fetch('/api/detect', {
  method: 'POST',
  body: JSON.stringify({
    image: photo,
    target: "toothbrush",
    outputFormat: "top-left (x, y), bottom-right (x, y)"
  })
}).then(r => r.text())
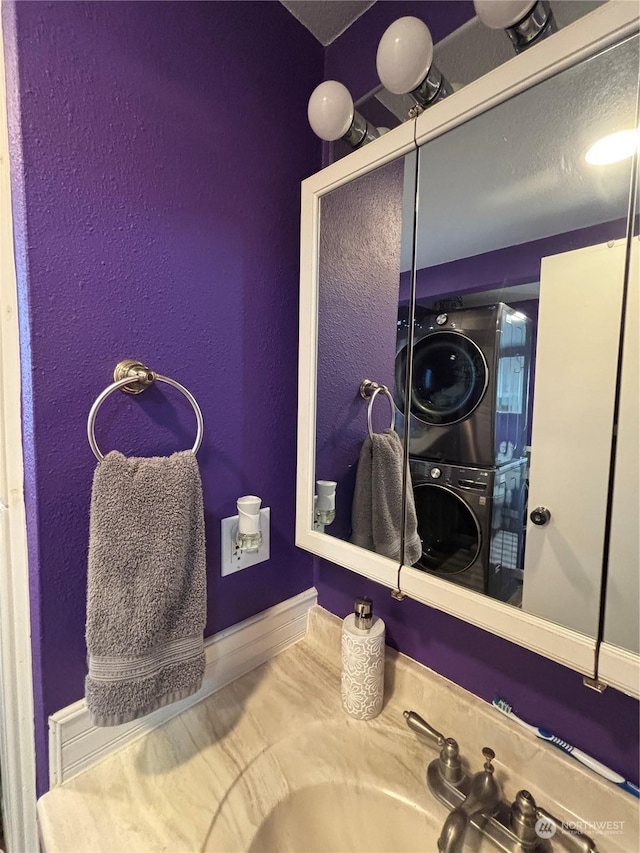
top-left (492, 696), bottom-right (640, 798)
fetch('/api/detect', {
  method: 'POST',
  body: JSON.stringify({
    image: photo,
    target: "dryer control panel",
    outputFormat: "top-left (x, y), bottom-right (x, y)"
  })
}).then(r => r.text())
top-left (410, 458), bottom-right (491, 491)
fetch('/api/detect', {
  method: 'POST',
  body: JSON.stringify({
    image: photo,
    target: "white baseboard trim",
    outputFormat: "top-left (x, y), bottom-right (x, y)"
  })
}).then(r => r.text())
top-left (48, 587), bottom-right (317, 789)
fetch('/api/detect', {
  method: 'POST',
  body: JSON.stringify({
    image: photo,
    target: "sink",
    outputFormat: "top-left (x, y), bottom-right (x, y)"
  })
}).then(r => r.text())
top-left (203, 720), bottom-right (447, 853)
top-left (248, 782), bottom-right (438, 852)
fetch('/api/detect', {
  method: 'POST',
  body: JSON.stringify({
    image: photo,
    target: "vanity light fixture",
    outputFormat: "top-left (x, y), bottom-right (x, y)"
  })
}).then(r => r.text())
top-left (473, 0), bottom-right (556, 53)
top-left (236, 495), bottom-right (262, 553)
top-left (307, 81), bottom-right (380, 148)
top-left (376, 17), bottom-right (453, 117)
top-left (585, 128), bottom-right (639, 166)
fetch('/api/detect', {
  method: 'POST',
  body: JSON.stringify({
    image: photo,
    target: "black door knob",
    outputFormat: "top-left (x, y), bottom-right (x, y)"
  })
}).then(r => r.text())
top-left (530, 507), bottom-right (551, 526)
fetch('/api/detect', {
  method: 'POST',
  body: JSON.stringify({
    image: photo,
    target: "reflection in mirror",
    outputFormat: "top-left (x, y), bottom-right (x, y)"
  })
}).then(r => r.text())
top-left (314, 152), bottom-right (418, 564)
top-left (399, 33), bottom-right (639, 636)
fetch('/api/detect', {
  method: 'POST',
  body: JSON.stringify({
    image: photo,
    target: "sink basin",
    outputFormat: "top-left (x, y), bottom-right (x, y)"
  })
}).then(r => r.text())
top-left (248, 783), bottom-right (439, 853)
top-left (203, 720), bottom-right (447, 852)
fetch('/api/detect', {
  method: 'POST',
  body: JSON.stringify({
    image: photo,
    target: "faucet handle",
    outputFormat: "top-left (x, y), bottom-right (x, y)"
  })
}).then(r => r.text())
top-left (510, 790), bottom-right (539, 845)
top-left (482, 747), bottom-right (496, 772)
top-left (403, 711), bottom-right (464, 787)
top-left (403, 710), bottom-right (445, 746)
top-left (440, 737), bottom-right (464, 786)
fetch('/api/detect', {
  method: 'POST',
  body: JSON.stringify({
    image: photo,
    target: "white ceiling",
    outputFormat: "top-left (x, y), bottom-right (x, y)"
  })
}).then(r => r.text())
top-left (280, 0), bottom-right (375, 46)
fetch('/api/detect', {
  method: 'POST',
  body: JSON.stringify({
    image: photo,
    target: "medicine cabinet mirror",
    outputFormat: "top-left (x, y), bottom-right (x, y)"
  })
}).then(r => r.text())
top-left (296, 3), bottom-right (640, 695)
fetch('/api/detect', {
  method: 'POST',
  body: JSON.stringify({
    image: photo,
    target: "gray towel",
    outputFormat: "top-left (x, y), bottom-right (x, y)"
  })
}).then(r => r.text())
top-left (85, 450), bottom-right (207, 727)
top-left (351, 429), bottom-right (422, 565)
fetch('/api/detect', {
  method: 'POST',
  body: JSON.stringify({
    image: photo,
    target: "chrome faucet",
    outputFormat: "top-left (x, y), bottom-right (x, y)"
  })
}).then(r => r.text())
top-left (403, 709), bottom-right (601, 853)
top-left (437, 747), bottom-right (501, 853)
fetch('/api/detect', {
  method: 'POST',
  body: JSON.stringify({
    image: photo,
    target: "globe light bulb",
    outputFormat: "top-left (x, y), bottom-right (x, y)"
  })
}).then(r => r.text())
top-left (307, 81), bottom-right (354, 141)
top-left (473, 0), bottom-right (536, 29)
top-left (376, 16), bottom-right (434, 95)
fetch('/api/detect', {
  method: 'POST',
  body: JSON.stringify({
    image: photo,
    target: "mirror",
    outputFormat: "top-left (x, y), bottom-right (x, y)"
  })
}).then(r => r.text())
top-left (300, 4), bottom-right (640, 680)
top-left (314, 151), bottom-right (417, 568)
top-left (399, 32), bottom-right (639, 638)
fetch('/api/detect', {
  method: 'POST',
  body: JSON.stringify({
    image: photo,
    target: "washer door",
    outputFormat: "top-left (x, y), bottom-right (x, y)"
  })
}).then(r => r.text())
top-left (410, 332), bottom-right (488, 425)
top-left (413, 483), bottom-right (481, 574)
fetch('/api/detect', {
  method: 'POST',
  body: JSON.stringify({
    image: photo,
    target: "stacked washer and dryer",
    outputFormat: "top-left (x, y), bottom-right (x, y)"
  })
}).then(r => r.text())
top-left (395, 303), bottom-right (532, 602)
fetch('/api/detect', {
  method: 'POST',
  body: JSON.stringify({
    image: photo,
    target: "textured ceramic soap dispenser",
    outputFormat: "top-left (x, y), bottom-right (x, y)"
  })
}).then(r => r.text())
top-left (341, 596), bottom-right (385, 720)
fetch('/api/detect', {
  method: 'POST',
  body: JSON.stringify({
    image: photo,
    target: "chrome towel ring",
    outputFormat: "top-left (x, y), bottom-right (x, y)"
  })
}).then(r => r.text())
top-left (87, 359), bottom-right (204, 462)
top-left (359, 379), bottom-right (395, 440)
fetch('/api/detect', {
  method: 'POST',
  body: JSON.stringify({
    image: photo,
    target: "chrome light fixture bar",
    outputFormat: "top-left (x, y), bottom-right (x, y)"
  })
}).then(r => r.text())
top-left (474, 0), bottom-right (557, 53)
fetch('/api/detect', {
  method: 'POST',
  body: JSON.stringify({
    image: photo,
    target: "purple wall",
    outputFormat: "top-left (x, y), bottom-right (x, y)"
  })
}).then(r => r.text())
top-left (3, 0), bottom-right (322, 793)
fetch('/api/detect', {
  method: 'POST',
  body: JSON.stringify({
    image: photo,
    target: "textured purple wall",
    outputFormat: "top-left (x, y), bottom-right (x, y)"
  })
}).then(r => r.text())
top-left (3, 0), bottom-right (322, 793)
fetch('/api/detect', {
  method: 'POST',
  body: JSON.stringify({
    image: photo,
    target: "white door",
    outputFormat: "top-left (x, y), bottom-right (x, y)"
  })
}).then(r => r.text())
top-left (522, 241), bottom-right (626, 636)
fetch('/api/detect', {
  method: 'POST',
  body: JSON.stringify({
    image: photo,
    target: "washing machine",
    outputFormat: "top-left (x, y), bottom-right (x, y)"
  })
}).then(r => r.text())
top-left (396, 304), bottom-right (531, 467)
top-left (409, 457), bottom-right (528, 601)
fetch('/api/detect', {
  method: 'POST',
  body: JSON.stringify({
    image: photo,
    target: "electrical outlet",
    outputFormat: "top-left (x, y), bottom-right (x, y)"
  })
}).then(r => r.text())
top-left (220, 507), bottom-right (270, 576)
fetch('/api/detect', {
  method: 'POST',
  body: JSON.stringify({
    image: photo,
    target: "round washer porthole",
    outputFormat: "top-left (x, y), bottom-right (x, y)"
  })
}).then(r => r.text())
top-left (410, 332), bottom-right (488, 426)
top-left (413, 483), bottom-right (481, 574)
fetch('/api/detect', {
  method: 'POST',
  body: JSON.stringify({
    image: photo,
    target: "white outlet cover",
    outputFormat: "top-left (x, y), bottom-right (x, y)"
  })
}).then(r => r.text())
top-left (220, 507), bottom-right (270, 576)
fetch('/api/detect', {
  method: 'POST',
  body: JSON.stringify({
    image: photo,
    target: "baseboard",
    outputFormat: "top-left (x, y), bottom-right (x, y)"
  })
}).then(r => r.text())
top-left (48, 587), bottom-right (317, 789)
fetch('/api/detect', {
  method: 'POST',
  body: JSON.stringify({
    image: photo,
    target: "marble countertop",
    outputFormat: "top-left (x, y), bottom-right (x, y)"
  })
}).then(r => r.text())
top-left (38, 607), bottom-right (639, 852)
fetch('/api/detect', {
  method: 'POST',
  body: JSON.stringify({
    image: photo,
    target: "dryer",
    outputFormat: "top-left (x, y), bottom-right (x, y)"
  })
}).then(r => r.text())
top-left (409, 457), bottom-right (528, 602)
top-left (396, 304), bottom-right (531, 467)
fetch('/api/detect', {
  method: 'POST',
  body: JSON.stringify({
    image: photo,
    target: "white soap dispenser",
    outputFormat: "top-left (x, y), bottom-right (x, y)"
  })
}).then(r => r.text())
top-left (341, 596), bottom-right (385, 720)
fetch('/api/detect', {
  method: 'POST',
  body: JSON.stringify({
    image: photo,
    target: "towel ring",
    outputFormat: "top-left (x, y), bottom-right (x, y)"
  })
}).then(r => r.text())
top-left (360, 379), bottom-right (395, 440)
top-left (87, 360), bottom-right (204, 462)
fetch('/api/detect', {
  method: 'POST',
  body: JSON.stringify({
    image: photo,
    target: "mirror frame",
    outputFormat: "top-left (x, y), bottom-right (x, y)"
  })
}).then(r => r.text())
top-left (598, 237), bottom-right (639, 697)
top-left (296, 2), bottom-right (640, 684)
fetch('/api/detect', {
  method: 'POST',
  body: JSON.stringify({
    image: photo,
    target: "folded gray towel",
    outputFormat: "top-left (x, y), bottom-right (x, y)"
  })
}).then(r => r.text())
top-left (85, 450), bottom-right (207, 727)
top-left (351, 429), bottom-right (422, 565)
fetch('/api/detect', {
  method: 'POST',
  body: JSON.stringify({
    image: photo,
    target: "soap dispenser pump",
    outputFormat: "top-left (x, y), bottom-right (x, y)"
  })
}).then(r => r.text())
top-left (341, 596), bottom-right (385, 720)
